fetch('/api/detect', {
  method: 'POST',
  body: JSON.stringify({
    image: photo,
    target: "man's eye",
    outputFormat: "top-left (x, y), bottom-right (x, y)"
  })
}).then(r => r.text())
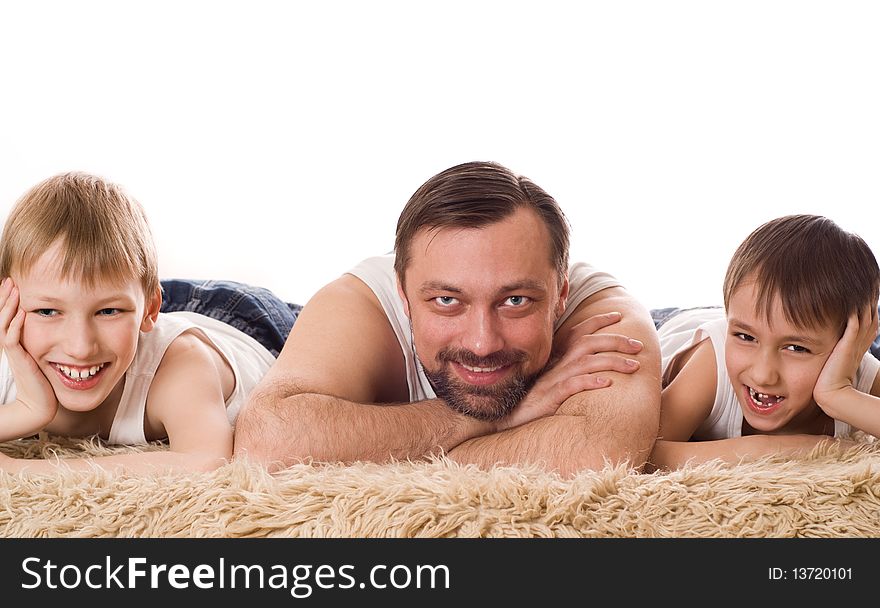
top-left (734, 332), bottom-right (755, 342)
top-left (434, 296), bottom-right (458, 307)
top-left (504, 296), bottom-right (530, 306)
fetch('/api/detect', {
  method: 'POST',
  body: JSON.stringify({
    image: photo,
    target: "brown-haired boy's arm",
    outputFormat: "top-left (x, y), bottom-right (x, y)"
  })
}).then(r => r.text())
top-left (648, 434), bottom-right (846, 471)
top-left (813, 307), bottom-right (880, 437)
top-left (814, 374), bottom-right (880, 438)
top-left (0, 334), bottom-right (233, 475)
top-left (657, 337), bottom-right (718, 442)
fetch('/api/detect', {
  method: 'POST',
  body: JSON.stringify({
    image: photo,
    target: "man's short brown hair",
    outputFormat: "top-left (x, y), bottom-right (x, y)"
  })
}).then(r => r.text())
top-left (393, 161), bottom-right (571, 286)
top-left (723, 214), bottom-right (880, 332)
top-left (0, 172), bottom-right (160, 297)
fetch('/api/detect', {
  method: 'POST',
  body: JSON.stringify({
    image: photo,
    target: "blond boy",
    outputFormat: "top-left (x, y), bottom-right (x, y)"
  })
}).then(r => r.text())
top-left (0, 172), bottom-right (276, 473)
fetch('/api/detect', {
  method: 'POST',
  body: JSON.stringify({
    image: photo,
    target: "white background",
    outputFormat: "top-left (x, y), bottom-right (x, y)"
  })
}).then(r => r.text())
top-left (2, 1), bottom-right (878, 310)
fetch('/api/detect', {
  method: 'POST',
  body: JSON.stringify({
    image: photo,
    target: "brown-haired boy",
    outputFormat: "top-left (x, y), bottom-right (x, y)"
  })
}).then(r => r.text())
top-left (651, 214), bottom-right (880, 469)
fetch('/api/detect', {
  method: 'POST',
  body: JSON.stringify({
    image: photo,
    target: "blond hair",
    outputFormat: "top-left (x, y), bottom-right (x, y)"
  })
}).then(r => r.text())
top-left (0, 172), bottom-right (159, 297)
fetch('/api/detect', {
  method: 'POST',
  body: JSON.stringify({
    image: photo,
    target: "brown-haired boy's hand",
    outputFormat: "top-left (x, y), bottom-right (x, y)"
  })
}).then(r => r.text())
top-left (813, 304), bottom-right (879, 414)
top-left (0, 278), bottom-right (59, 436)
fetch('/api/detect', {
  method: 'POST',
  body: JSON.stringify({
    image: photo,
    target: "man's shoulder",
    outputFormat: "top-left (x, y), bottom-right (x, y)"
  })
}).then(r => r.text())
top-left (567, 261), bottom-right (621, 291)
top-left (560, 262), bottom-right (624, 327)
top-left (347, 253), bottom-right (395, 278)
top-left (271, 264), bottom-right (410, 403)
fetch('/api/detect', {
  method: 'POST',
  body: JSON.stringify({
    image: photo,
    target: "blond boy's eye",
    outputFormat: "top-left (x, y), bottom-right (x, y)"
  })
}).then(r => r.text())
top-left (35, 309), bottom-right (58, 317)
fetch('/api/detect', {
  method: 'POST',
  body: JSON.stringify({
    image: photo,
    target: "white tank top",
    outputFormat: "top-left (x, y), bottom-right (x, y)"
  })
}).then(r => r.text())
top-left (0, 312), bottom-right (275, 445)
top-left (107, 311), bottom-right (275, 444)
top-left (347, 254), bottom-right (622, 402)
top-left (658, 307), bottom-right (880, 439)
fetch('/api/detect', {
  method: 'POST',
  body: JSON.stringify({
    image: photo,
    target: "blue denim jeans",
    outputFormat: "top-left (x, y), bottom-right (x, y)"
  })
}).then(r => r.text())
top-left (160, 279), bottom-right (302, 357)
top-left (651, 307), bottom-right (880, 361)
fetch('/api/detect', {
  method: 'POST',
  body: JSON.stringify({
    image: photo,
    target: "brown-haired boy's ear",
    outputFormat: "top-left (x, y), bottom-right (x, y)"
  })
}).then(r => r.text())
top-left (140, 287), bottom-right (162, 333)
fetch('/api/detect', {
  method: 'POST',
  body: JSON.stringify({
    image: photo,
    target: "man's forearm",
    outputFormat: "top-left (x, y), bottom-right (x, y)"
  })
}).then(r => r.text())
top-left (448, 375), bottom-right (661, 475)
top-left (448, 415), bottom-right (612, 476)
top-left (449, 404), bottom-right (656, 475)
top-left (233, 390), bottom-right (494, 470)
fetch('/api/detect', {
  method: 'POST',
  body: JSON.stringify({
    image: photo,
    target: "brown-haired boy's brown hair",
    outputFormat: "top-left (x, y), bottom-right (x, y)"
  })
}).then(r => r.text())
top-left (0, 172), bottom-right (160, 297)
top-left (723, 214), bottom-right (880, 332)
top-left (393, 161), bottom-right (571, 286)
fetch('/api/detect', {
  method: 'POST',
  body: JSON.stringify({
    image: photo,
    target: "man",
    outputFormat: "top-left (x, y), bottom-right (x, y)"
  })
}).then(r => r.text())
top-left (234, 161), bottom-right (662, 475)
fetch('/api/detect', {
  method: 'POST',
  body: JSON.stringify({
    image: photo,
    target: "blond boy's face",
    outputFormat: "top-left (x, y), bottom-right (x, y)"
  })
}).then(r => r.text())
top-left (13, 241), bottom-right (159, 415)
top-left (725, 279), bottom-right (841, 433)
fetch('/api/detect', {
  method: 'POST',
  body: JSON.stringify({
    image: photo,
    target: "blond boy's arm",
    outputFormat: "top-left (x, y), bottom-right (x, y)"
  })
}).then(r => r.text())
top-left (0, 334), bottom-right (234, 475)
top-left (0, 398), bottom-right (55, 442)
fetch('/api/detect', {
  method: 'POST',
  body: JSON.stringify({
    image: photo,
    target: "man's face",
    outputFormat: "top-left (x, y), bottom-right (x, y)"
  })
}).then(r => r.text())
top-left (398, 207), bottom-right (568, 420)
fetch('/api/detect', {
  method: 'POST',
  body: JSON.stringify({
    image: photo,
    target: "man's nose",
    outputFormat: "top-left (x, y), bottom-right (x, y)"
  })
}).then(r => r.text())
top-left (460, 309), bottom-right (505, 357)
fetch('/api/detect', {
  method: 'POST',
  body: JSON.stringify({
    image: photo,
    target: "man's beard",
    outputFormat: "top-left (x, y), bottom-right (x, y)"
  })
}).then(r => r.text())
top-left (421, 347), bottom-right (540, 421)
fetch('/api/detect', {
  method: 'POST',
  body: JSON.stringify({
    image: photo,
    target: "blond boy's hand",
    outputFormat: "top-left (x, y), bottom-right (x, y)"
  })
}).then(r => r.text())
top-left (0, 278), bottom-right (59, 432)
top-left (814, 305), bottom-right (879, 412)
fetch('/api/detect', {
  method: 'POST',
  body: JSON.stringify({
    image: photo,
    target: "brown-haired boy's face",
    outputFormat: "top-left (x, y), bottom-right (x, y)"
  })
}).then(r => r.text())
top-left (11, 241), bottom-right (158, 417)
top-left (724, 279), bottom-right (841, 434)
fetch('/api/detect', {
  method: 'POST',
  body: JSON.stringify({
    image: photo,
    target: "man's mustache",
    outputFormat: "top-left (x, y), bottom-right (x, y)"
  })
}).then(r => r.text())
top-left (435, 347), bottom-right (528, 368)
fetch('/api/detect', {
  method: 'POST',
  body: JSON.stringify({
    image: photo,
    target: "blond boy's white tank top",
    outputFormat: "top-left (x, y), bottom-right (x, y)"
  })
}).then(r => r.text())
top-left (108, 311), bottom-right (275, 445)
top-left (348, 254), bottom-right (622, 402)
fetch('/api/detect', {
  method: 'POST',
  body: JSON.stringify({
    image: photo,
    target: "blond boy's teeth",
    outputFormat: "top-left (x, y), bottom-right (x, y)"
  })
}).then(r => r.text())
top-left (462, 364), bottom-right (502, 373)
top-left (56, 363), bottom-right (104, 380)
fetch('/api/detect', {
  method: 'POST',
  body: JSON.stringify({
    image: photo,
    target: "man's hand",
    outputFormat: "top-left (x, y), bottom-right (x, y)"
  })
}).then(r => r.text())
top-left (497, 311), bottom-right (643, 430)
top-left (814, 305), bottom-right (879, 413)
top-left (0, 278), bottom-right (58, 433)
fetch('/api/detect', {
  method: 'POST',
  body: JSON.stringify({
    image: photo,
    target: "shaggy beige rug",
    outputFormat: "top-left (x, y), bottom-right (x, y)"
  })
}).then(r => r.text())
top-left (2, 434), bottom-right (880, 538)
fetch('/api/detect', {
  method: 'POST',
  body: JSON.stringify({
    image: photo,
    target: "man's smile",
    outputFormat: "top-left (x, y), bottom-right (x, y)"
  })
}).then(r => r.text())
top-left (451, 361), bottom-right (513, 386)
